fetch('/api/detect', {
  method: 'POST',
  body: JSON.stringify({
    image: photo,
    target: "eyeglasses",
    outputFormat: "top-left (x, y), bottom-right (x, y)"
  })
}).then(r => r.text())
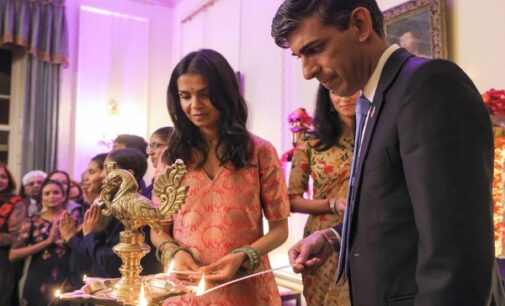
top-left (146, 142), bottom-right (167, 153)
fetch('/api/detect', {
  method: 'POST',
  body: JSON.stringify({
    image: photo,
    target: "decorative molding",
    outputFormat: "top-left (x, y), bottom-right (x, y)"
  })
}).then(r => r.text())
top-left (181, 0), bottom-right (219, 24)
top-left (130, 0), bottom-right (182, 8)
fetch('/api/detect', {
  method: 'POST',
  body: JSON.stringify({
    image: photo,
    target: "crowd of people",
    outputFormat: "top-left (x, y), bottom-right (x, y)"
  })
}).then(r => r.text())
top-left (1, 0), bottom-right (504, 305)
top-left (0, 131), bottom-right (171, 306)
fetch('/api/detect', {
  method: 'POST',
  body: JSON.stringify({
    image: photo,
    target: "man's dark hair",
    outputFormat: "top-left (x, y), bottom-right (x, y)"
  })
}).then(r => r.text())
top-left (271, 0), bottom-right (385, 48)
top-left (114, 134), bottom-right (148, 158)
top-left (108, 148), bottom-right (148, 185)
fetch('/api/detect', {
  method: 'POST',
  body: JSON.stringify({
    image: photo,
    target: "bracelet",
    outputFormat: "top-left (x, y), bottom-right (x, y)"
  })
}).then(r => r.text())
top-left (328, 198), bottom-right (338, 214)
top-left (161, 246), bottom-right (194, 265)
top-left (318, 230), bottom-right (340, 252)
top-left (156, 240), bottom-right (179, 262)
top-left (231, 246), bottom-right (261, 272)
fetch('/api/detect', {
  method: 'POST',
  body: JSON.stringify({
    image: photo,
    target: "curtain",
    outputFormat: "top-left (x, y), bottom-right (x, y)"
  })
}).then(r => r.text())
top-left (21, 54), bottom-right (60, 174)
top-left (0, 0), bottom-right (67, 172)
top-left (0, 0), bottom-right (68, 65)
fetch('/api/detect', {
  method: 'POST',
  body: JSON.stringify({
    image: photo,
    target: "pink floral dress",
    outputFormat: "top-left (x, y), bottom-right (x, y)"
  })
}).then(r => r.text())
top-left (288, 134), bottom-right (353, 306)
top-left (163, 134), bottom-right (290, 306)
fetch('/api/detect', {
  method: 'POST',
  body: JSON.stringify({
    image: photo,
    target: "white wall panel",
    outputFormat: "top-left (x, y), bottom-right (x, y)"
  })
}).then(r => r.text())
top-left (74, 7), bottom-right (149, 177)
top-left (203, 0), bottom-right (240, 69)
top-left (180, 12), bottom-right (204, 56)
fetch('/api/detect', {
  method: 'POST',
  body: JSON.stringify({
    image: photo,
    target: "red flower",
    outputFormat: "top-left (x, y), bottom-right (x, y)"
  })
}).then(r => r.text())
top-left (482, 88), bottom-right (505, 116)
top-left (324, 165), bottom-right (333, 174)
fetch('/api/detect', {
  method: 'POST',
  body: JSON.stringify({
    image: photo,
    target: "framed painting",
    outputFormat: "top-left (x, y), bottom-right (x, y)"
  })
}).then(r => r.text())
top-left (383, 0), bottom-right (447, 59)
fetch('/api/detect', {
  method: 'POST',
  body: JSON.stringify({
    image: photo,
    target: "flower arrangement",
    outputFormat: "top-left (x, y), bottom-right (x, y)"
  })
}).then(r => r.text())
top-left (482, 88), bottom-right (505, 116)
top-left (287, 108), bottom-right (313, 133)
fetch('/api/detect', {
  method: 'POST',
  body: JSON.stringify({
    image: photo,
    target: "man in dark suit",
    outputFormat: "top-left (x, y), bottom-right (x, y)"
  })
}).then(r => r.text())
top-left (271, 1), bottom-right (504, 305)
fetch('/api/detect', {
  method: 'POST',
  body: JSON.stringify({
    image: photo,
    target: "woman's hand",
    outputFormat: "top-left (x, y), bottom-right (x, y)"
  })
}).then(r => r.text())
top-left (336, 197), bottom-right (347, 215)
top-left (169, 250), bottom-right (200, 281)
top-left (82, 204), bottom-right (109, 235)
top-left (47, 220), bottom-right (63, 246)
top-left (59, 212), bottom-right (77, 242)
top-left (201, 252), bottom-right (246, 284)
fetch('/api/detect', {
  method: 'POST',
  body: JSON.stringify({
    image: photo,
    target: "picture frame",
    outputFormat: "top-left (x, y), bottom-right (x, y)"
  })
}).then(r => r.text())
top-left (383, 0), bottom-right (447, 59)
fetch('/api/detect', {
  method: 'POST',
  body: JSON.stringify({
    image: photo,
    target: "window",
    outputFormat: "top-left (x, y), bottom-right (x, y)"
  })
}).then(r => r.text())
top-left (0, 46), bottom-right (25, 179)
top-left (0, 48), bottom-right (12, 164)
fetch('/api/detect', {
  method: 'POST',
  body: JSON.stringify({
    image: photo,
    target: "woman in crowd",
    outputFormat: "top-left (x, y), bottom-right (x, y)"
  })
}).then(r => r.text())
top-left (48, 170), bottom-right (80, 212)
top-left (10, 179), bottom-right (74, 306)
top-left (145, 126), bottom-right (174, 198)
top-left (60, 148), bottom-right (162, 281)
top-left (148, 127), bottom-right (173, 168)
top-left (69, 179), bottom-right (83, 203)
top-left (0, 163), bottom-right (26, 306)
top-left (153, 49), bottom-right (289, 306)
top-left (288, 85), bottom-right (357, 305)
top-left (69, 153), bottom-right (107, 225)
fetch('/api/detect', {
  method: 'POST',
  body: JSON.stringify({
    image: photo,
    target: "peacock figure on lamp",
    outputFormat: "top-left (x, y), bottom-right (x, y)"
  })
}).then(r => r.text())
top-left (60, 159), bottom-right (190, 306)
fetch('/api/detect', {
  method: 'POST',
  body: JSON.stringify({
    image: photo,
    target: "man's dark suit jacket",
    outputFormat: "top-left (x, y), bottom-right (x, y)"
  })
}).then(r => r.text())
top-left (343, 48), bottom-right (504, 306)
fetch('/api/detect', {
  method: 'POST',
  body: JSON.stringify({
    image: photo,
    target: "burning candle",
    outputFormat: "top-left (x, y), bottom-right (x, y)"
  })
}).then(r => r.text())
top-left (55, 289), bottom-right (61, 299)
top-left (138, 285), bottom-right (148, 306)
top-left (83, 274), bottom-right (88, 282)
top-left (195, 274), bottom-right (206, 296)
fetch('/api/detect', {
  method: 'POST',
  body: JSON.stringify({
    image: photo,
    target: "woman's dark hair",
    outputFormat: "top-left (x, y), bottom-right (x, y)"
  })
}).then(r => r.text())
top-left (271, 0), bottom-right (385, 48)
top-left (47, 170), bottom-right (71, 201)
top-left (0, 163), bottom-right (16, 195)
top-left (108, 148), bottom-right (148, 185)
top-left (91, 153), bottom-right (108, 171)
top-left (164, 49), bottom-right (251, 169)
top-left (37, 179), bottom-right (65, 205)
top-left (308, 85), bottom-right (353, 151)
top-left (152, 126), bottom-right (174, 143)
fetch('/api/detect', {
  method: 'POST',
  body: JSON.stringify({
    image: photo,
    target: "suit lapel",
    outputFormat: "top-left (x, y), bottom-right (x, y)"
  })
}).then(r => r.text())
top-left (352, 49), bottom-right (413, 204)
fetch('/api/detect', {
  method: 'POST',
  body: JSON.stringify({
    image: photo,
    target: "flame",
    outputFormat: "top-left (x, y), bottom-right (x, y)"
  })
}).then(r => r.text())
top-left (83, 274), bottom-right (88, 282)
top-left (55, 289), bottom-right (61, 298)
top-left (138, 285), bottom-right (148, 306)
top-left (166, 261), bottom-right (175, 275)
top-left (195, 274), bottom-right (206, 296)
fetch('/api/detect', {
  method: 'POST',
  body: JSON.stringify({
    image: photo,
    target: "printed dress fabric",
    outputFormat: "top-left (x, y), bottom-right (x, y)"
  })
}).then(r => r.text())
top-left (288, 135), bottom-right (353, 306)
top-left (13, 215), bottom-right (74, 306)
top-left (0, 195), bottom-right (25, 306)
top-left (162, 135), bottom-right (290, 306)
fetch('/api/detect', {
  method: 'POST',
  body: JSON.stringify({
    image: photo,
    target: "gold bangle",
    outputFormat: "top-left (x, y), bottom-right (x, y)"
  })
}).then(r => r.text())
top-left (156, 240), bottom-right (178, 263)
top-left (162, 246), bottom-right (194, 265)
top-left (231, 246), bottom-right (261, 272)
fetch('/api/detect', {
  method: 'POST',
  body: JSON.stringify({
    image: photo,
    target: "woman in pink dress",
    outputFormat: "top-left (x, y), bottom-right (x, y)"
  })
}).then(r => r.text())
top-left (152, 49), bottom-right (290, 306)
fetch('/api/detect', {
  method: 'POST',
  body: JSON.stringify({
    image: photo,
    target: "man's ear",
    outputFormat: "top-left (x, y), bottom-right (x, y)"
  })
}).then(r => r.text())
top-left (349, 7), bottom-right (373, 43)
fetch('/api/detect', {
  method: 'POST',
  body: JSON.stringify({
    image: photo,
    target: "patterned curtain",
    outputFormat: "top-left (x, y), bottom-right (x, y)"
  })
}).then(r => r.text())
top-left (0, 0), bottom-right (68, 172)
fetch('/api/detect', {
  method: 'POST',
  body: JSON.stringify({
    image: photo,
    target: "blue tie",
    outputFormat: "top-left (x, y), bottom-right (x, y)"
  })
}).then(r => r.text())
top-left (336, 94), bottom-right (371, 282)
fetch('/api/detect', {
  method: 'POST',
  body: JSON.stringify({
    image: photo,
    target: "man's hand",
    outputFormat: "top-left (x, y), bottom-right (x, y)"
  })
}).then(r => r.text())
top-left (288, 230), bottom-right (335, 274)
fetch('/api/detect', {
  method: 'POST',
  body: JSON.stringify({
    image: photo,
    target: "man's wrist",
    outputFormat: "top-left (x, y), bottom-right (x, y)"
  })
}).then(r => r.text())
top-left (319, 228), bottom-right (340, 252)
